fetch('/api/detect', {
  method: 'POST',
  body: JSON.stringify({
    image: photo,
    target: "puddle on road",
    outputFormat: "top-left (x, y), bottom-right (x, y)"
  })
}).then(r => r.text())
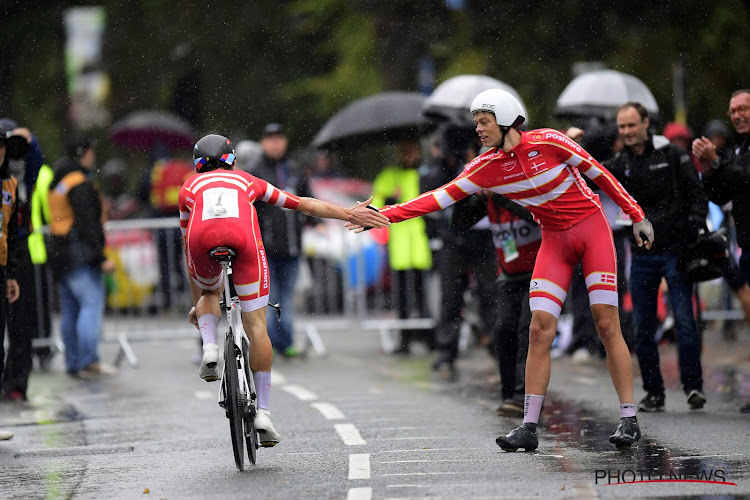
top-left (542, 395), bottom-right (750, 486)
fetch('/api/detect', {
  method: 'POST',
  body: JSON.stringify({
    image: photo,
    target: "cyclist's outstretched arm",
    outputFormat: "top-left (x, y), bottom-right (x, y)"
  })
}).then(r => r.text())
top-left (296, 196), bottom-right (390, 228)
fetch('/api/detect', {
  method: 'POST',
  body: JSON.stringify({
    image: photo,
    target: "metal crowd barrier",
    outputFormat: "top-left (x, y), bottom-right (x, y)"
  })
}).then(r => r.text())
top-left (30, 217), bottom-right (747, 368)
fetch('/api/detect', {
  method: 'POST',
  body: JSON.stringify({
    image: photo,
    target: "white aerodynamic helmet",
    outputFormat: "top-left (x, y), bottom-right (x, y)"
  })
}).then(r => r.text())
top-left (470, 89), bottom-right (526, 128)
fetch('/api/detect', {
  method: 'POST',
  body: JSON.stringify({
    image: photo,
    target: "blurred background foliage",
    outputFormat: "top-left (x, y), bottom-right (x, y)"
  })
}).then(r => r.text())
top-left (2, 0), bottom-right (749, 179)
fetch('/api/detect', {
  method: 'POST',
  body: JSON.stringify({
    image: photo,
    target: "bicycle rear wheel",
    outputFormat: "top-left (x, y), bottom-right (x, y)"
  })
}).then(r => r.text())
top-left (224, 331), bottom-right (245, 470)
top-left (242, 338), bottom-right (259, 465)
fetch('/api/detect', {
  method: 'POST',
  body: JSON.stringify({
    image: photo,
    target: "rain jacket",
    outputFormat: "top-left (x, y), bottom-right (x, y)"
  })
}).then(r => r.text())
top-left (702, 135), bottom-right (750, 248)
top-left (46, 159), bottom-right (106, 275)
top-left (373, 165), bottom-right (432, 270)
top-left (604, 134), bottom-right (708, 255)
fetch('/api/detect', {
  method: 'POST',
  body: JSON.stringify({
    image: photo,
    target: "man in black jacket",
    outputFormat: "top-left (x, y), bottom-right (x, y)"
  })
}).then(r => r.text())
top-left (47, 136), bottom-right (115, 378)
top-left (253, 124), bottom-right (313, 357)
top-left (693, 89), bottom-right (750, 413)
top-left (605, 102), bottom-right (708, 412)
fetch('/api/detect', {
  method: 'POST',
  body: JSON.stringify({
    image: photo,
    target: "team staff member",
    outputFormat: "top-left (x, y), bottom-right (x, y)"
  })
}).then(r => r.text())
top-left (348, 89), bottom-right (654, 451)
top-left (693, 89), bottom-right (750, 413)
top-left (0, 123), bottom-right (22, 411)
top-left (605, 102), bottom-right (708, 412)
top-left (180, 134), bottom-right (388, 447)
top-left (47, 137), bottom-right (115, 378)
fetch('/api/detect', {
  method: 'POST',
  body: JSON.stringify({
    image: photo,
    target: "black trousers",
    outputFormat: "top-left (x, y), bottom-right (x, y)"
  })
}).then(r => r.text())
top-left (493, 278), bottom-right (531, 401)
top-left (434, 232), bottom-right (497, 356)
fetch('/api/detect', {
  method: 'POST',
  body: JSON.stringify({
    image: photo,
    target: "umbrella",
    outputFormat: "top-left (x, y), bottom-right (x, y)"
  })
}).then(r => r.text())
top-left (422, 74), bottom-right (529, 126)
top-left (109, 110), bottom-right (198, 151)
top-left (311, 91), bottom-right (433, 149)
top-left (554, 70), bottom-right (659, 120)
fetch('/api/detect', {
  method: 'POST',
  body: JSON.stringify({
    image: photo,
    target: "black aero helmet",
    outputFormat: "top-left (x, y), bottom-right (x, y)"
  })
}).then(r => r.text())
top-left (193, 134), bottom-right (235, 172)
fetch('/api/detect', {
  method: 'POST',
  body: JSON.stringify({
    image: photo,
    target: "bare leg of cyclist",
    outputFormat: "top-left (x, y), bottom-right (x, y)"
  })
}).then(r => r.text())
top-left (590, 303), bottom-right (634, 404)
top-left (241, 307), bottom-right (280, 446)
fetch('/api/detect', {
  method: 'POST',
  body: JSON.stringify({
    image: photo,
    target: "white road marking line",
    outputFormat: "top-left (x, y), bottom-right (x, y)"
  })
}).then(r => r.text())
top-left (348, 454), bottom-right (371, 479)
top-left (346, 487), bottom-right (372, 500)
top-left (271, 370), bottom-right (286, 385)
top-left (367, 426), bottom-right (452, 431)
top-left (335, 424), bottom-right (366, 445)
top-left (571, 481), bottom-right (598, 500)
top-left (535, 454), bottom-right (564, 458)
top-left (311, 402), bottom-right (345, 420)
top-left (282, 384), bottom-right (318, 401)
top-left (193, 391), bottom-right (214, 400)
top-left (375, 448), bottom-right (477, 454)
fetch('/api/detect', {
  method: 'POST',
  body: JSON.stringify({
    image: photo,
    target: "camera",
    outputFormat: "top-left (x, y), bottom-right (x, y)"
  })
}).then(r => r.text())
top-left (5, 134), bottom-right (29, 160)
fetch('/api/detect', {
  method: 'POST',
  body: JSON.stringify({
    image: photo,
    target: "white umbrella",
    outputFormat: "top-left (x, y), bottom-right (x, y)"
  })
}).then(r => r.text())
top-left (554, 70), bottom-right (659, 120)
top-left (423, 74), bottom-right (529, 126)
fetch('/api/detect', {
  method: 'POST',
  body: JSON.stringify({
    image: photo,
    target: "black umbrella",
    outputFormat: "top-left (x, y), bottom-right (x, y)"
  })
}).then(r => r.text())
top-left (311, 92), bottom-right (433, 149)
top-left (109, 110), bottom-right (198, 151)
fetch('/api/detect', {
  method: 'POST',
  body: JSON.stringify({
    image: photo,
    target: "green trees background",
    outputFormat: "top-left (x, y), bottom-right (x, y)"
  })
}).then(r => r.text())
top-left (2, 0), bottom-right (749, 177)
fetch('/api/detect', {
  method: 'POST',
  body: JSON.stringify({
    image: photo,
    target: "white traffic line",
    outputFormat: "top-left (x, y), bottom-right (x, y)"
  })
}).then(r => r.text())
top-left (571, 481), bottom-right (599, 499)
top-left (282, 384), bottom-right (318, 401)
top-left (335, 424), bottom-right (367, 445)
top-left (346, 487), bottom-right (372, 500)
top-left (193, 391), bottom-right (214, 400)
top-left (348, 453), bottom-right (371, 479)
top-left (311, 402), bottom-right (345, 420)
top-left (379, 459), bottom-right (485, 464)
top-left (669, 453), bottom-right (744, 460)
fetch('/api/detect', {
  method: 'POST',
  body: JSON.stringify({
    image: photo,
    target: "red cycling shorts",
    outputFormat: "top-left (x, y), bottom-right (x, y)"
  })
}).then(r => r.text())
top-left (185, 211), bottom-right (270, 312)
top-left (528, 209), bottom-right (618, 318)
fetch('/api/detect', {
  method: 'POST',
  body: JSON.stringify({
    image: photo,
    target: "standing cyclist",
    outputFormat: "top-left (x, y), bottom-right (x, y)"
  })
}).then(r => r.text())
top-left (179, 134), bottom-right (388, 447)
top-left (347, 89), bottom-right (654, 450)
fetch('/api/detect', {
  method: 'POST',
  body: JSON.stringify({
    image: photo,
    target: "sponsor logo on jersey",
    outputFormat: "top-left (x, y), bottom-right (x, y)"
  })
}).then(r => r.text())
top-left (529, 280), bottom-right (539, 290)
top-left (528, 150), bottom-right (540, 158)
top-left (544, 131), bottom-right (583, 152)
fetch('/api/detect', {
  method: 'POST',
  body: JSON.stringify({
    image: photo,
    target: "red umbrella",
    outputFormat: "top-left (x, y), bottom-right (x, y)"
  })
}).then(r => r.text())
top-left (109, 110), bottom-right (198, 151)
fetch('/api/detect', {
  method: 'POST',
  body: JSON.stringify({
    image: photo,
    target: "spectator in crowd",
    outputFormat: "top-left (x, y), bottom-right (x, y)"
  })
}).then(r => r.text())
top-left (0, 121), bottom-right (49, 401)
top-left (47, 136), bottom-right (116, 378)
top-left (373, 138), bottom-right (433, 355)
top-left (0, 123), bottom-right (22, 400)
top-left (605, 102), bottom-right (708, 412)
top-left (486, 194), bottom-right (540, 416)
top-left (423, 126), bottom-right (497, 373)
top-left (100, 158), bottom-right (142, 220)
top-left (703, 119), bottom-right (733, 161)
top-left (693, 89), bottom-right (750, 413)
top-left (310, 149), bottom-right (345, 179)
top-left (253, 123), bottom-right (313, 358)
top-left (234, 140), bottom-right (263, 174)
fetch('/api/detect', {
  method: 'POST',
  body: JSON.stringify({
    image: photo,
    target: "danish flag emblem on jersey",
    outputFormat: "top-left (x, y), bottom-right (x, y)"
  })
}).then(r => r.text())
top-left (601, 273), bottom-right (616, 284)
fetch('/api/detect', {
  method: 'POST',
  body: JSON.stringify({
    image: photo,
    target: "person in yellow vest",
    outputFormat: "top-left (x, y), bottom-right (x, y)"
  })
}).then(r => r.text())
top-left (47, 136), bottom-right (115, 378)
top-left (372, 138), bottom-right (433, 354)
top-left (0, 123), bottom-right (22, 421)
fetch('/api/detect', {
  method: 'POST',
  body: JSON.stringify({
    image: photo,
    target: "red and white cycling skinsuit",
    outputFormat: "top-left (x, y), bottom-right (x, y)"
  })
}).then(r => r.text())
top-left (381, 128), bottom-right (646, 318)
top-left (178, 169), bottom-right (300, 312)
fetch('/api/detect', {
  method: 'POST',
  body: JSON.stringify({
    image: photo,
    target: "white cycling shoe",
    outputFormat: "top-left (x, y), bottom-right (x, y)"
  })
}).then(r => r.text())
top-left (199, 343), bottom-right (220, 382)
top-left (254, 409), bottom-right (280, 447)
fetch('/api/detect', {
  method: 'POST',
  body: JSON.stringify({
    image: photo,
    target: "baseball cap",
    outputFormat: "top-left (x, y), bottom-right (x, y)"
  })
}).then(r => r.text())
top-left (262, 123), bottom-right (284, 137)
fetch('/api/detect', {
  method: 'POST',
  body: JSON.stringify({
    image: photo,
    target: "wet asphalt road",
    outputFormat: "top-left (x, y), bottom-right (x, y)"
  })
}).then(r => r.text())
top-left (1, 316), bottom-right (750, 499)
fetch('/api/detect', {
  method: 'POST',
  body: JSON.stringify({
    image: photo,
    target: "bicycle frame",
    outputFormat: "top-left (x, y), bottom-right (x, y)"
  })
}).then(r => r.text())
top-left (218, 260), bottom-right (256, 415)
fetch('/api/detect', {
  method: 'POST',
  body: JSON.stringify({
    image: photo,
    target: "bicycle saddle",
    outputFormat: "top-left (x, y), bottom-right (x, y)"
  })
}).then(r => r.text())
top-left (209, 247), bottom-right (237, 261)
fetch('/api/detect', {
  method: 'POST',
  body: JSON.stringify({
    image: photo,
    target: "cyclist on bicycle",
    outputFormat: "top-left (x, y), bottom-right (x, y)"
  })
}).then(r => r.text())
top-left (347, 89), bottom-right (654, 451)
top-left (179, 134), bottom-right (388, 446)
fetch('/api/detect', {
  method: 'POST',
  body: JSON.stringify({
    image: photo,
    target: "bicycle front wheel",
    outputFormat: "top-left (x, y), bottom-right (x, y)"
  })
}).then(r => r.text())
top-left (224, 331), bottom-right (245, 470)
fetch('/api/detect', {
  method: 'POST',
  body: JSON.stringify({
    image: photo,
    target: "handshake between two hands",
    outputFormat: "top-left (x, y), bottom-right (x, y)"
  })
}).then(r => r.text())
top-left (345, 196), bottom-right (390, 233)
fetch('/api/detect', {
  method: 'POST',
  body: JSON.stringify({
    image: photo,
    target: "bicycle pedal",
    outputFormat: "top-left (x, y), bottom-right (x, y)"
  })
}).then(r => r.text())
top-left (259, 441), bottom-right (277, 448)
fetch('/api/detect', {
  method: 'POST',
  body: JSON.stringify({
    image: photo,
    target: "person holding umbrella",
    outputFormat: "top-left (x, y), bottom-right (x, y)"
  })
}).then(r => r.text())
top-left (348, 89), bottom-right (654, 451)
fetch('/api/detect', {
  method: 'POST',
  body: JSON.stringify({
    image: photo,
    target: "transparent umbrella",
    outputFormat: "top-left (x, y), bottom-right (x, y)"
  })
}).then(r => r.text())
top-left (554, 70), bottom-right (659, 121)
top-left (422, 74), bottom-right (529, 126)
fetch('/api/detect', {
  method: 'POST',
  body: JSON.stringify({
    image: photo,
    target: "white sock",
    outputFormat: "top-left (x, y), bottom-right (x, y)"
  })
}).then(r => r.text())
top-left (523, 394), bottom-right (545, 425)
top-left (198, 314), bottom-right (219, 346)
top-left (254, 371), bottom-right (271, 410)
top-left (620, 403), bottom-right (636, 418)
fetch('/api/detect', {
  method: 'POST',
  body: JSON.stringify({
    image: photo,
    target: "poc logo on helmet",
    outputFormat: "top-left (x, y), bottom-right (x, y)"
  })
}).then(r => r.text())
top-left (482, 103), bottom-right (495, 109)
